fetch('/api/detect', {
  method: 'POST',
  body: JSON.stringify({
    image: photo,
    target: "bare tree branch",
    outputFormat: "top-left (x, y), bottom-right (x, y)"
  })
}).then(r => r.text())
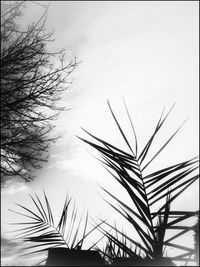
top-left (1, 1), bottom-right (78, 184)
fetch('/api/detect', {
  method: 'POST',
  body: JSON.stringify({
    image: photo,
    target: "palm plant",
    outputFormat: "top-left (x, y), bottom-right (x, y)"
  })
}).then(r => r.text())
top-left (95, 225), bottom-right (143, 265)
top-left (79, 100), bottom-right (199, 266)
top-left (9, 191), bottom-right (105, 265)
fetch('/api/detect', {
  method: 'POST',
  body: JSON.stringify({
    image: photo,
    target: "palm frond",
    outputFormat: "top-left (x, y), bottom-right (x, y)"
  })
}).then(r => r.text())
top-left (9, 191), bottom-right (101, 256)
top-left (95, 224), bottom-right (145, 266)
top-left (107, 99), bottom-right (135, 157)
top-left (80, 100), bottom-right (199, 264)
top-left (138, 104), bottom-right (175, 165)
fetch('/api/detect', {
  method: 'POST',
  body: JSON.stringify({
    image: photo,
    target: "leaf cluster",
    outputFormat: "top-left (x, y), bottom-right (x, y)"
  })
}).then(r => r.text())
top-left (9, 191), bottom-right (102, 259)
top-left (79, 100), bottom-right (199, 265)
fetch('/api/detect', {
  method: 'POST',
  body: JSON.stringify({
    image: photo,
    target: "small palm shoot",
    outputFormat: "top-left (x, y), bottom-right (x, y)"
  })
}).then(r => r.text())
top-left (8, 191), bottom-right (104, 263)
top-left (95, 224), bottom-right (143, 265)
top-left (79, 100), bottom-right (199, 265)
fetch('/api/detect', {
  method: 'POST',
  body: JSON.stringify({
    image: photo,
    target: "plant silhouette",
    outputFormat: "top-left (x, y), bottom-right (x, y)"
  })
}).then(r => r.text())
top-left (8, 101), bottom-right (199, 266)
top-left (9, 191), bottom-right (105, 266)
top-left (79, 100), bottom-right (199, 266)
top-left (193, 216), bottom-right (199, 266)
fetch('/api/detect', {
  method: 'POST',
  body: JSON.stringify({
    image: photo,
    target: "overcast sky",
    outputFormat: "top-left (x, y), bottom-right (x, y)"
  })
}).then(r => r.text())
top-left (1, 1), bottom-right (199, 266)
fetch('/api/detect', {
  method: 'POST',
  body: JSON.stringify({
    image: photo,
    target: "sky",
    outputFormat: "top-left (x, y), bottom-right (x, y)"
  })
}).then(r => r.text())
top-left (1, 1), bottom-right (199, 266)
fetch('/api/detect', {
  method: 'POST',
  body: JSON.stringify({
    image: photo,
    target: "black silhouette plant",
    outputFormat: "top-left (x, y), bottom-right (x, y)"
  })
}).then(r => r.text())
top-left (9, 191), bottom-right (105, 265)
top-left (8, 101), bottom-right (199, 266)
top-left (96, 225), bottom-right (144, 265)
top-left (79, 100), bottom-right (199, 266)
top-left (193, 216), bottom-right (199, 265)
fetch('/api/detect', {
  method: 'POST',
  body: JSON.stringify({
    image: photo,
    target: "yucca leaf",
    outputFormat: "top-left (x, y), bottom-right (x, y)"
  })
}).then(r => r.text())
top-left (106, 234), bottom-right (141, 259)
top-left (8, 206), bottom-right (41, 222)
top-left (150, 175), bottom-right (198, 207)
top-left (78, 136), bottom-right (132, 169)
top-left (102, 155), bottom-right (141, 182)
top-left (101, 155), bottom-right (128, 177)
top-left (151, 211), bottom-right (198, 217)
top-left (22, 229), bottom-right (60, 240)
top-left (103, 159), bottom-right (144, 198)
top-left (13, 223), bottom-right (49, 238)
top-left (141, 119), bottom-right (187, 171)
top-left (138, 105), bottom-right (175, 165)
top-left (88, 235), bottom-right (108, 251)
top-left (85, 139), bottom-right (139, 173)
top-left (29, 194), bottom-right (46, 222)
top-left (123, 97), bottom-right (138, 157)
top-left (95, 247), bottom-right (112, 262)
top-left (152, 194), bottom-right (170, 258)
top-left (65, 201), bottom-right (77, 245)
top-left (118, 176), bottom-right (152, 224)
top-left (124, 213), bottom-right (154, 253)
top-left (145, 165), bottom-right (196, 190)
top-left (97, 224), bottom-right (145, 259)
top-left (57, 195), bottom-right (72, 236)
top-left (70, 212), bottom-right (84, 248)
top-left (103, 197), bottom-right (153, 250)
top-left (65, 204), bottom-right (76, 245)
top-left (121, 181), bottom-right (150, 226)
top-left (147, 166), bottom-right (198, 201)
top-left (24, 242), bottom-right (64, 251)
top-left (101, 186), bottom-right (149, 226)
top-left (99, 219), bottom-right (153, 257)
top-left (33, 257), bottom-right (48, 267)
top-left (104, 142), bottom-right (138, 166)
top-left (34, 193), bottom-right (49, 223)
top-left (167, 212), bottom-right (199, 227)
top-left (9, 224), bottom-right (46, 239)
top-left (8, 221), bottom-right (42, 225)
top-left (78, 129), bottom-right (134, 159)
top-left (138, 107), bottom-right (166, 164)
top-left (164, 242), bottom-right (195, 252)
top-left (153, 176), bottom-right (199, 218)
top-left (103, 152), bottom-right (141, 179)
top-left (43, 191), bottom-right (54, 225)
top-left (163, 226), bottom-right (192, 230)
top-left (107, 100), bottom-right (135, 156)
top-left (26, 237), bottom-right (64, 243)
top-left (171, 252), bottom-right (195, 261)
top-left (26, 233), bottom-right (65, 243)
top-left (118, 171), bottom-right (145, 198)
top-left (21, 243), bottom-right (62, 256)
top-left (74, 212), bottom-right (88, 249)
top-left (153, 210), bottom-right (198, 246)
top-left (164, 229), bottom-right (190, 244)
top-left (75, 217), bottom-right (106, 250)
top-left (144, 156), bottom-right (198, 183)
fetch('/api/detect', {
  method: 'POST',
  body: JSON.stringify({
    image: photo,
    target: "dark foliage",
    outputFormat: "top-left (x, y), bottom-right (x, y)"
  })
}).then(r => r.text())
top-left (80, 100), bottom-right (199, 266)
top-left (1, 1), bottom-right (78, 183)
top-left (9, 191), bottom-right (105, 266)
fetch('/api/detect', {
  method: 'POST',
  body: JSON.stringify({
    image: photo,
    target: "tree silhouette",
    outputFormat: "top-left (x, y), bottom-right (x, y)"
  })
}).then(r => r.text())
top-left (1, 1), bottom-right (78, 184)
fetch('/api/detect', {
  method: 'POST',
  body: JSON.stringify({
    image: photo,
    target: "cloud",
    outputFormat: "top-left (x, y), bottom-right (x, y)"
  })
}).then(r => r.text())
top-left (1, 235), bottom-right (47, 266)
top-left (1, 236), bottom-right (21, 266)
top-left (1, 180), bottom-right (30, 195)
top-left (53, 159), bottom-right (75, 170)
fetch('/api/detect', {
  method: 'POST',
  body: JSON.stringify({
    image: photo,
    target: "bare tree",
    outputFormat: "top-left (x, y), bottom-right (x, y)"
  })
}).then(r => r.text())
top-left (1, 1), bottom-right (78, 184)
